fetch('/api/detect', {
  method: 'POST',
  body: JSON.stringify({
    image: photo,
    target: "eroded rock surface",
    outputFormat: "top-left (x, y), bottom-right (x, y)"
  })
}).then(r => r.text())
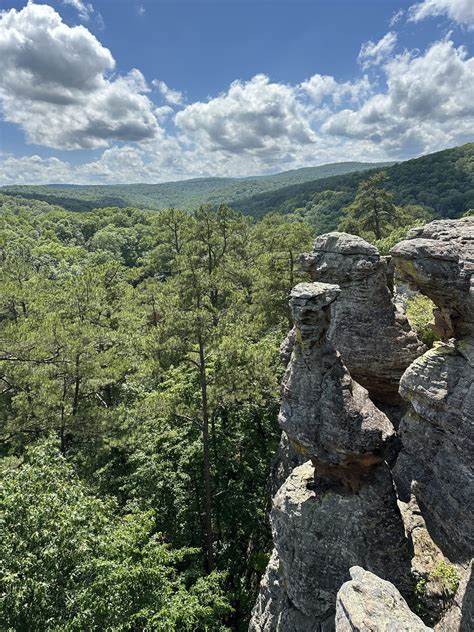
top-left (335, 566), bottom-right (432, 632)
top-left (250, 283), bottom-right (410, 631)
top-left (271, 461), bottom-right (412, 626)
top-left (253, 218), bottom-right (473, 632)
top-left (300, 232), bottom-right (424, 403)
top-left (391, 219), bottom-right (474, 564)
top-left (279, 282), bottom-right (395, 473)
top-left (391, 217), bottom-right (474, 338)
top-left (394, 341), bottom-right (474, 562)
top-left (435, 562), bottom-right (474, 632)
top-left (391, 218), bottom-right (473, 630)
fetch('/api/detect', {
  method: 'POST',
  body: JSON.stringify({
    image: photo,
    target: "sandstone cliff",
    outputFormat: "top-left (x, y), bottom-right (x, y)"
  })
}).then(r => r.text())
top-left (300, 232), bottom-right (425, 404)
top-left (251, 219), bottom-right (473, 631)
top-left (250, 282), bottom-right (411, 631)
top-left (391, 217), bottom-right (473, 630)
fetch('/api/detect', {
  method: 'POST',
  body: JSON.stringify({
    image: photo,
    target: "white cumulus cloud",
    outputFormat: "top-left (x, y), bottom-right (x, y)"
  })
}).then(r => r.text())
top-left (152, 80), bottom-right (184, 106)
top-left (358, 32), bottom-right (398, 69)
top-left (176, 74), bottom-right (317, 158)
top-left (300, 74), bottom-right (371, 105)
top-left (324, 40), bottom-right (474, 156)
top-left (62, 0), bottom-right (94, 21)
top-left (0, 3), bottom-right (160, 149)
top-left (409, 0), bottom-right (474, 30)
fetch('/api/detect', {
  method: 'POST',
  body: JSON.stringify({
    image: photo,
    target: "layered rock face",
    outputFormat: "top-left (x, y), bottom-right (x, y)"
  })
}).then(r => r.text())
top-left (252, 218), bottom-right (473, 631)
top-left (335, 567), bottom-right (432, 632)
top-left (250, 283), bottom-right (411, 631)
top-left (300, 232), bottom-right (424, 403)
top-left (391, 218), bottom-right (473, 340)
top-left (391, 218), bottom-right (474, 630)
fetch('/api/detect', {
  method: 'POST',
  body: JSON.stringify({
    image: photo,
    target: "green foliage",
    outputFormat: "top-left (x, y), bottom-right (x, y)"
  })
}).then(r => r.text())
top-left (338, 171), bottom-right (398, 240)
top-left (3, 144), bottom-right (472, 226)
top-left (413, 561), bottom-right (460, 622)
top-left (405, 294), bottom-right (439, 348)
top-left (374, 212), bottom-right (431, 255)
top-left (1, 440), bottom-right (231, 631)
top-left (232, 142), bottom-right (474, 222)
top-left (1, 162), bottom-right (388, 213)
top-left (430, 560), bottom-right (460, 597)
top-left (0, 198), bottom-right (314, 627)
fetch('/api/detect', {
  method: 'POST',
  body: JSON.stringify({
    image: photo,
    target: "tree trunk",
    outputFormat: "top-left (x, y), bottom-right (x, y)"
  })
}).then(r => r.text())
top-left (72, 353), bottom-right (81, 417)
top-left (373, 192), bottom-right (381, 240)
top-left (198, 332), bottom-right (214, 572)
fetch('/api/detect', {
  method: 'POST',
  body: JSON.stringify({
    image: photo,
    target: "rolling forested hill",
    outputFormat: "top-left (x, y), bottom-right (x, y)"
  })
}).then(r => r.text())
top-left (231, 143), bottom-right (474, 231)
top-left (0, 161), bottom-right (391, 212)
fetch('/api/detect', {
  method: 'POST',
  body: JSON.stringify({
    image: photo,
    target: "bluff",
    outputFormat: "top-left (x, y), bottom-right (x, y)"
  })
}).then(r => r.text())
top-left (251, 218), bottom-right (473, 631)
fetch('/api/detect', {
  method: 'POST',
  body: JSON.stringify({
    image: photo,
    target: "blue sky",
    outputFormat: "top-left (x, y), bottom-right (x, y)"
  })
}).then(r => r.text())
top-left (0, 0), bottom-right (473, 184)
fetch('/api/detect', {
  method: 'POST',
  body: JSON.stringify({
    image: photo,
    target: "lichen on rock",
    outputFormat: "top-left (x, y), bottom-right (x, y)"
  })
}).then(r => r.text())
top-left (335, 566), bottom-right (432, 632)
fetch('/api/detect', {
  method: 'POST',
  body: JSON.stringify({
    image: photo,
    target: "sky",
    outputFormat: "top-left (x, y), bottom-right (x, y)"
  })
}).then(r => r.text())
top-left (0, 0), bottom-right (473, 185)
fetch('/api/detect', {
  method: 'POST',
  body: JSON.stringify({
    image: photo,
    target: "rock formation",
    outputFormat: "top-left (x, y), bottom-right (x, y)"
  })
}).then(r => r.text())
top-left (250, 282), bottom-right (411, 631)
top-left (335, 566), bottom-right (432, 632)
top-left (300, 232), bottom-right (424, 404)
top-left (252, 218), bottom-right (473, 631)
top-left (391, 218), bottom-right (473, 340)
top-left (391, 217), bottom-right (473, 630)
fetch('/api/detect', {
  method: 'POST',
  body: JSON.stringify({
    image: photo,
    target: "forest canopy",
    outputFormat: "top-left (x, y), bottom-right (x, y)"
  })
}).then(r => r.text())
top-left (0, 196), bottom-right (314, 629)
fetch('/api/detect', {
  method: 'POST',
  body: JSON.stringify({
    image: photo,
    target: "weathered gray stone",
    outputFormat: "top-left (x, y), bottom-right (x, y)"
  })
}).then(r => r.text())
top-left (252, 281), bottom-right (411, 631)
top-left (301, 232), bottom-right (425, 403)
top-left (391, 217), bottom-right (474, 338)
top-left (279, 327), bottom-right (296, 367)
top-left (250, 548), bottom-right (325, 632)
top-left (279, 282), bottom-right (395, 472)
top-left (253, 218), bottom-right (473, 632)
top-left (393, 339), bottom-right (474, 563)
top-left (391, 217), bottom-right (474, 630)
top-left (270, 431), bottom-right (306, 497)
top-left (266, 461), bottom-right (412, 628)
top-left (335, 566), bottom-right (432, 632)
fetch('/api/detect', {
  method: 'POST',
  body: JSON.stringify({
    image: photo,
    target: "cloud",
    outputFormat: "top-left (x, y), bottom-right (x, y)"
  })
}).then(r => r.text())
top-left (390, 9), bottom-right (405, 27)
top-left (176, 74), bottom-right (316, 158)
top-left (0, 3), bottom-right (160, 149)
top-left (358, 32), bottom-right (398, 69)
top-left (0, 154), bottom-right (72, 185)
top-left (1, 6), bottom-right (473, 186)
top-left (408, 0), bottom-right (474, 30)
top-left (300, 74), bottom-right (370, 105)
top-left (152, 79), bottom-right (184, 106)
top-left (323, 40), bottom-right (474, 156)
top-left (62, 0), bottom-right (94, 21)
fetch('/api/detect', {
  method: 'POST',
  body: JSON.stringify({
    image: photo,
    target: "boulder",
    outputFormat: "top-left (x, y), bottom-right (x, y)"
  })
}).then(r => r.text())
top-left (335, 566), bottom-right (432, 632)
top-left (279, 282), bottom-right (395, 473)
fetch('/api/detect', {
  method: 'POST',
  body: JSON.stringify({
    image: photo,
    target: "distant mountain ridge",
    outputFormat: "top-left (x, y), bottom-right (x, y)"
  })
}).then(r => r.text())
top-left (0, 161), bottom-right (392, 212)
top-left (2, 144), bottom-right (473, 225)
top-left (231, 143), bottom-right (474, 228)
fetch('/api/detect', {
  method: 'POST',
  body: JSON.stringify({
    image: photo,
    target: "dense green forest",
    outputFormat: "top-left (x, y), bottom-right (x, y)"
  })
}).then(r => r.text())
top-left (3, 145), bottom-right (472, 232)
top-left (232, 143), bottom-right (474, 229)
top-left (0, 161), bottom-right (391, 213)
top-left (0, 194), bottom-right (314, 630)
